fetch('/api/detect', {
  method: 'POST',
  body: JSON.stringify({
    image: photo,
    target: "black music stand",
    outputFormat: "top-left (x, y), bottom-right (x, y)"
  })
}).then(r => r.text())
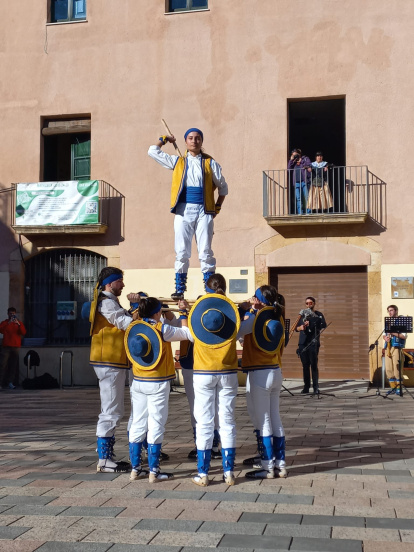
top-left (384, 316), bottom-right (413, 399)
top-left (280, 318), bottom-right (294, 396)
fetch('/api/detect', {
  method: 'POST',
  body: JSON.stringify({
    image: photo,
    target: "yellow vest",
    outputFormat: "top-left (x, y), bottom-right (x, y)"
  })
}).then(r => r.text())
top-left (193, 340), bottom-right (238, 375)
top-left (170, 154), bottom-right (216, 214)
top-left (90, 310), bottom-right (129, 369)
top-left (241, 317), bottom-right (285, 371)
top-left (131, 322), bottom-right (176, 382)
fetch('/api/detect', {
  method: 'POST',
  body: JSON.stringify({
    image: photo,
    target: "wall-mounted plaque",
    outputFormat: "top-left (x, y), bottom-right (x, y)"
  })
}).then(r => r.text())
top-left (229, 279), bottom-right (248, 294)
top-left (391, 277), bottom-right (414, 299)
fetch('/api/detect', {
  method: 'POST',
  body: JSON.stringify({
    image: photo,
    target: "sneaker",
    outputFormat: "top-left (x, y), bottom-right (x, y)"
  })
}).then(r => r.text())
top-left (192, 474), bottom-right (209, 487)
top-left (395, 388), bottom-right (401, 396)
top-left (97, 459), bottom-right (131, 473)
top-left (245, 468), bottom-right (275, 479)
top-left (301, 387), bottom-right (310, 394)
top-left (188, 448), bottom-right (197, 459)
top-left (243, 454), bottom-right (261, 466)
top-left (171, 291), bottom-right (184, 301)
top-left (223, 471), bottom-right (235, 486)
top-left (275, 467), bottom-right (288, 478)
top-left (8, 383), bottom-right (16, 389)
top-left (211, 448), bottom-right (222, 459)
top-left (130, 467), bottom-right (149, 481)
top-left (149, 468), bottom-right (174, 483)
top-left (160, 451), bottom-right (170, 461)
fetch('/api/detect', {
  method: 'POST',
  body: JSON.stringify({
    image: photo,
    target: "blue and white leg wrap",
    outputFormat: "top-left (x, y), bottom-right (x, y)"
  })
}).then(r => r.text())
top-left (222, 448), bottom-right (236, 473)
top-left (129, 442), bottom-right (143, 470)
top-left (175, 273), bottom-right (187, 294)
top-left (197, 449), bottom-right (211, 475)
top-left (97, 437), bottom-right (114, 460)
top-left (147, 443), bottom-right (162, 472)
top-left (203, 271), bottom-right (215, 289)
top-left (273, 436), bottom-right (286, 469)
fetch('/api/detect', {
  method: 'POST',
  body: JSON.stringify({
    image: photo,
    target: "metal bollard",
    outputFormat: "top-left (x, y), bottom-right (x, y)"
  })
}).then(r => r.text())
top-left (26, 353), bottom-right (37, 380)
top-left (59, 350), bottom-right (74, 389)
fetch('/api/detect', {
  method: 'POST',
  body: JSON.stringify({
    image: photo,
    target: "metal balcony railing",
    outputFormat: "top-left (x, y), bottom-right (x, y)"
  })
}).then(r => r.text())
top-left (263, 166), bottom-right (386, 227)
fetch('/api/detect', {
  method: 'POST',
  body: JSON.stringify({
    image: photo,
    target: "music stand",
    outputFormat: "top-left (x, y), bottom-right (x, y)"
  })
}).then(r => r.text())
top-left (280, 318), bottom-right (294, 396)
top-left (384, 316), bottom-right (413, 399)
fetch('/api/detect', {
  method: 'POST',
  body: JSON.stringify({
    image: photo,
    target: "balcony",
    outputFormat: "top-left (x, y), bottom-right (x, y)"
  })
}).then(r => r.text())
top-left (263, 166), bottom-right (386, 228)
top-left (11, 180), bottom-right (124, 235)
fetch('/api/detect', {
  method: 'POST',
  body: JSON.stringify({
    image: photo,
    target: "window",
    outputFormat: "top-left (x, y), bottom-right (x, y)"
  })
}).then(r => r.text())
top-left (50, 0), bottom-right (87, 23)
top-left (167, 0), bottom-right (208, 13)
top-left (24, 249), bottom-right (106, 345)
top-left (42, 118), bottom-right (91, 181)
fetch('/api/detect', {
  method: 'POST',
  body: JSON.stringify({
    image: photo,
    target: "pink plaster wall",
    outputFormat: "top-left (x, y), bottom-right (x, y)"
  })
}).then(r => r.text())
top-left (0, 0), bottom-right (413, 270)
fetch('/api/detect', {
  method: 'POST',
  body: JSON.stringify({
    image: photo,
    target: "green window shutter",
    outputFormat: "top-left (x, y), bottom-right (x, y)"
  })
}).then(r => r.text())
top-left (71, 136), bottom-right (91, 180)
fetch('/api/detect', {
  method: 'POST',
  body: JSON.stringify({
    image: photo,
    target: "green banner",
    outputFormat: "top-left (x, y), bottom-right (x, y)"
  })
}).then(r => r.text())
top-left (15, 181), bottom-right (99, 225)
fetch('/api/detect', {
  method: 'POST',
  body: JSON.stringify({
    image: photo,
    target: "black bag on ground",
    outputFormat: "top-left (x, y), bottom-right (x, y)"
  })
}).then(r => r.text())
top-left (21, 373), bottom-right (59, 390)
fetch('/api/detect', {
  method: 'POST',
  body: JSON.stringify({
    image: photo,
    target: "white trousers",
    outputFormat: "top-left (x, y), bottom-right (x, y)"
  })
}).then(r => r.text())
top-left (193, 373), bottom-right (238, 450)
top-left (129, 380), bottom-right (170, 445)
top-left (174, 203), bottom-right (215, 273)
top-left (94, 367), bottom-right (128, 438)
top-left (127, 369), bottom-right (134, 434)
top-left (245, 373), bottom-right (258, 429)
top-left (248, 368), bottom-right (284, 438)
top-left (183, 368), bottom-right (220, 432)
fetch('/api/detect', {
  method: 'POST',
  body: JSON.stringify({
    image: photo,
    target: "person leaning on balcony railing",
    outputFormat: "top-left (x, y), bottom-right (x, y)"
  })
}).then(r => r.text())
top-left (307, 152), bottom-right (333, 214)
top-left (287, 149), bottom-right (312, 215)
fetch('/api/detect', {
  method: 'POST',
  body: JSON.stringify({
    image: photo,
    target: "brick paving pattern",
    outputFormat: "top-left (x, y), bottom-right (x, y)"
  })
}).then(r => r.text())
top-left (0, 380), bottom-right (413, 551)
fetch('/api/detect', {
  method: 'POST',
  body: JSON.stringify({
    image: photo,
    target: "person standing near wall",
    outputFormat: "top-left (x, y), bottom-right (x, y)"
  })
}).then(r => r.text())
top-left (296, 296), bottom-right (327, 394)
top-left (0, 307), bottom-right (26, 389)
top-left (89, 267), bottom-right (133, 473)
top-left (383, 304), bottom-right (407, 394)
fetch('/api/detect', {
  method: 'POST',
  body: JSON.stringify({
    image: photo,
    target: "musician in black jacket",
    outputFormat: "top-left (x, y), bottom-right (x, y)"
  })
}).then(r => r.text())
top-left (295, 296), bottom-right (327, 394)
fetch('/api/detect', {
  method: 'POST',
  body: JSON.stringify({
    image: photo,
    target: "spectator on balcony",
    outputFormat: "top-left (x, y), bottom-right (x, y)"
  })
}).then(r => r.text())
top-left (307, 152), bottom-right (333, 213)
top-left (287, 149), bottom-right (311, 215)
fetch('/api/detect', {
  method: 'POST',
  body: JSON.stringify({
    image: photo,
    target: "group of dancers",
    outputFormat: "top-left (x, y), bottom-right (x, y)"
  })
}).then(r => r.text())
top-left (88, 127), bottom-right (287, 485)
top-left (89, 268), bottom-right (287, 486)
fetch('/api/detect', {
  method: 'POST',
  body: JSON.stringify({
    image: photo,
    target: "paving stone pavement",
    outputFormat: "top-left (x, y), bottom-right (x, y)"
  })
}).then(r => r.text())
top-left (0, 379), bottom-right (414, 551)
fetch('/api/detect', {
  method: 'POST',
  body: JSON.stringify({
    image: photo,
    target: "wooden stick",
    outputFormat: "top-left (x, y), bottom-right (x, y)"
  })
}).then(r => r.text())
top-left (161, 119), bottom-right (183, 157)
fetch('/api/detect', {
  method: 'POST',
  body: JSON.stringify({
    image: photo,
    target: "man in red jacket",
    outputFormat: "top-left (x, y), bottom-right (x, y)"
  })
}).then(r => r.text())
top-left (0, 307), bottom-right (26, 389)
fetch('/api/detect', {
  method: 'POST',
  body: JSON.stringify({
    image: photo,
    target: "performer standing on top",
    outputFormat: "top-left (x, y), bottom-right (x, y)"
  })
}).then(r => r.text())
top-left (148, 128), bottom-right (228, 299)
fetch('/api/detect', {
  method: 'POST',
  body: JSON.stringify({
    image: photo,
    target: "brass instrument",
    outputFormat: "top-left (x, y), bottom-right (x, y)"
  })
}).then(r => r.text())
top-left (288, 314), bottom-right (302, 340)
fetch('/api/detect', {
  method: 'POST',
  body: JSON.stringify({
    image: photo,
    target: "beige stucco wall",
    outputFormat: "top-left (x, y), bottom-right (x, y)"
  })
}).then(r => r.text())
top-left (0, 1), bottom-right (413, 372)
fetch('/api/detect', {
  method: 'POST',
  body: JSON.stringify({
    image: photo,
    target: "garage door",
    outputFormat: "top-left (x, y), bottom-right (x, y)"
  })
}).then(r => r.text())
top-left (270, 267), bottom-right (369, 380)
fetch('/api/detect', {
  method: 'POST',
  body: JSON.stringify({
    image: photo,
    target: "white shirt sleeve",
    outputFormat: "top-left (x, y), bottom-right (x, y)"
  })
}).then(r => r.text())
top-left (162, 324), bottom-right (193, 342)
top-left (99, 296), bottom-right (133, 332)
top-left (148, 145), bottom-right (179, 170)
top-left (161, 313), bottom-right (181, 327)
top-left (210, 158), bottom-right (228, 196)
top-left (237, 315), bottom-right (255, 339)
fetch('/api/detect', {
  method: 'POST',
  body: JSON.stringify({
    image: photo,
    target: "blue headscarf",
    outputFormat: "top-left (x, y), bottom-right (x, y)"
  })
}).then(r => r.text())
top-left (184, 128), bottom-right (204, 141)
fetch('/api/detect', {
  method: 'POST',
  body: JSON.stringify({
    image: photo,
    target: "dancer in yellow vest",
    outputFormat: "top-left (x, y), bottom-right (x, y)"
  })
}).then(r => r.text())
top-left (125, 297), bottom-right (192, 482)
top-left (89, 267), bottom-right (133, 473)
top-left (148, 128), bottom-right (228, 299)
top-left (241, 285), bottom-right (288, 479)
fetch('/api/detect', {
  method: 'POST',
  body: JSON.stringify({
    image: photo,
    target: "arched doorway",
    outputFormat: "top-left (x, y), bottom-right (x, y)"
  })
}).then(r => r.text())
top-left (24, 249), bottom-right (106, 345)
